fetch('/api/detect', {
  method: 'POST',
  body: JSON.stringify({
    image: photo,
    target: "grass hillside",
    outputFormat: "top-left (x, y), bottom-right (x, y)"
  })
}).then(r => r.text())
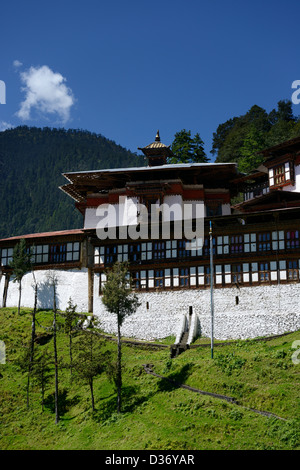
top-left (0, 307), bottom-right (299, 450)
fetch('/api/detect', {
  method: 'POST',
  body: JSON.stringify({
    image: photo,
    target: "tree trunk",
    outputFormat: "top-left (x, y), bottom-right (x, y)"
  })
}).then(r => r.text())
top-left (18, 281), bottom-right (22, 315)
top-left (27, 281), bottom-right (37, 408)
top-left (117, 320), bottom-right (122, 414)
top-left (69, 333), bottom-right (73, 377)
top-left (53, 282), bottom-right (59, 424)
top-left (41, 366), bottom-right (45, 412)
top-left (90, 378), bottom-right (95, 412)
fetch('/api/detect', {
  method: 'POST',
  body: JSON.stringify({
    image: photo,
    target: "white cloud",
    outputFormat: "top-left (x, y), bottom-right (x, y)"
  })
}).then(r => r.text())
top-left (13, 60), bottom-right (23, 68)
top-left (16, 65), bottom-right (75, 123)
top-left (0, 121), bottom-right (14, 132)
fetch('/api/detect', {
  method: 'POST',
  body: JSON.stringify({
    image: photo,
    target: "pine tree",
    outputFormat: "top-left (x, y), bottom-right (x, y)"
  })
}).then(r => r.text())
top-left (170, 129), bottom-right (208, 163)
top-left (9, 239), bottom-right (32, 314)
top-left (72, 332), bottom-right (108, 412)
top-left (101, 262), bottom-right (140, 413)
top-left (64, 298), bottom-right (78, 377)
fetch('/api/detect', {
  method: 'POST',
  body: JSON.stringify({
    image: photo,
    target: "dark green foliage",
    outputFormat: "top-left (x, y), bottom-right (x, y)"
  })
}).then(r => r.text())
top-left (64, 298), bottom-right (78, 377)
top-left (0, 126), bottom-right (142, 238)
top-left (9, 239), bottom-right (32, 282)
top-left (9, 239), bottom-right (32, 314)
top-left (30, 347), bottom-right (53, 412)
top-left (170, 129), bottom-right (209, 163)
top-left (212, 100), bottom-right (300, 172)
top-left (72, 332), bottom-right (109, 412)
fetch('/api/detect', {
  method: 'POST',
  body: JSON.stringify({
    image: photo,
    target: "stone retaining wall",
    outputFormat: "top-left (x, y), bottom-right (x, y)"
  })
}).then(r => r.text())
top-left (1, 269), bottom-right (299, 341)
top-left (93, 273), bottom-right (300, 340)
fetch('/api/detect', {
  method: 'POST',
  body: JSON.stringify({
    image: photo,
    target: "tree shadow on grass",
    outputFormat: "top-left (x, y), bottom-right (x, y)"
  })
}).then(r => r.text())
top-left (44, 389), bottom-right (81, 415)
top-left (92, 385), bottom-right (156, 423)
top-left (156, 363), bottom-right (194, 392)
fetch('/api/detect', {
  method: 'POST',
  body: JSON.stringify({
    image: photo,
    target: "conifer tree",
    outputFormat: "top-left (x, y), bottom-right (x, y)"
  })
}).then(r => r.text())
top-left (64, 297), bottom-right (78, 377)
top-left (101, 262), bottom-right (140, 413)
top-left (9, 239), bottom-right (32, 314)
top-left (72, 332), bottom-right (108, 412)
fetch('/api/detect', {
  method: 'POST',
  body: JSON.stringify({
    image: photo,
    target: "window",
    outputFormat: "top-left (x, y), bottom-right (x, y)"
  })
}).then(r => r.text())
top-left (204, 266), bottom-right (211, 285)
top-left (232, 265), bottom-right (242, 284)
top-left (178, 240), bottom-right (191, 258)
top-left (274, 165), bottom-right (285, 185)
top-left (230, 235), bottom-right (243, 254)
top-left (49, 242), bottom-right (80, 264)
top-left (179, 268), bottom-right (189, 286)
top-left (155, 269), bottom-right (164, 287)
top-left (269, 162), bottom-right (291, 186)
top-left (259, 262), bottom-right (270, 282)
top-left (258, 232), bottom-right (271, 252)
top-left (166, 240), bottom-right (177, 258)
top-left (287, 260), bottom-right (299, 281)
top-left (31, 245), bottom-right (49, 264)
top-left (141, 242), bottom-right (152, 260)
top-left (286, 231), bottom-right (300, 249)
top-left (244, 234), bottom-right (256, 253)
top-left (129, 243), bottom-right (141, 262)
top-left (117, 244), bottom-right (128, 262)
top-left (272, 231), bottom-right (285, 250)
top-left (104, 245), bottom-right (117, 264)
top-left (217, 236), bottom-right (229, 255)
top-left (189, 238), bottom-right (203, 256)
top-left (94, 246), bottom-right (105, 265)
top-left (131, 271), bottom-right (140, 289)
top-left (0, 247), bottom-right (13, 266)
top-left (153, 241), bottom-right (165, 260)
top-left (204, 237), bottom-right (216, 256)
top-left (165, 268), bottom-right (171, 287)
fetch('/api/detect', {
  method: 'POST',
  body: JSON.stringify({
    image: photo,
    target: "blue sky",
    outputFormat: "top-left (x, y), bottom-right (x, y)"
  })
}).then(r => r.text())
top-left (1, 0), bottom-right (300, 160)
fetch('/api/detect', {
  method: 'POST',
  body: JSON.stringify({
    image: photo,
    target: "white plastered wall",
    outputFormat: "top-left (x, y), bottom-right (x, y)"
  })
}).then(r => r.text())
top-left (2, 268), bottom-right (89, 312)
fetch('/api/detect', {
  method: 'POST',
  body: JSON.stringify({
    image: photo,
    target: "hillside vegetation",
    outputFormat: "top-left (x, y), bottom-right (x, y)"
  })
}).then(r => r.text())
top-left (0, 126), bottom-right (141, 239)
top-left (0, 307), bottom-right (299, 450)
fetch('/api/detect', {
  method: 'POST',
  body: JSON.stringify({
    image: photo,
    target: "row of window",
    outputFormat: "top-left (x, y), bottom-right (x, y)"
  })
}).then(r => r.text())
top-left (94, 230), bottom-right (300, 265)
top-left (99, 259), bottom-right (300, 292)
top-left (0, 242), bottom-right (80, 267)
top-left (269, 162), bottom-right (291, 187)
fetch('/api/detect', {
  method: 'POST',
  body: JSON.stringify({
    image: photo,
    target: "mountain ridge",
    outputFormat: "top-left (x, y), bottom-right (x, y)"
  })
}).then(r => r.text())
top-left (0, 126), bottom-right (142, 239)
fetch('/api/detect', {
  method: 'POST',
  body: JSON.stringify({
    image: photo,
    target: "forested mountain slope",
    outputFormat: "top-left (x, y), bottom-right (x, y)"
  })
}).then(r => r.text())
top-left (211, 100), bottom-right (300, 173)
top-left (0, 126), bottom-right (141, 238)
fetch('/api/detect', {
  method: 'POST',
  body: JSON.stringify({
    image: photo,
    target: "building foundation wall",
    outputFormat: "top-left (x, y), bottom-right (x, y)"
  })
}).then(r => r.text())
top-left (0, 269), bottom-right (89, 312)
top-left (1, 269), bottom-right (299, 341)
top-left (93, 275), bottom-right (300, 341)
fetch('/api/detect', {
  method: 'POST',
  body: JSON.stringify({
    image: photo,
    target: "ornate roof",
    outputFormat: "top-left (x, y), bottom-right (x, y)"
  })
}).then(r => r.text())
top-left (138, 131), bottom-right (174, 162)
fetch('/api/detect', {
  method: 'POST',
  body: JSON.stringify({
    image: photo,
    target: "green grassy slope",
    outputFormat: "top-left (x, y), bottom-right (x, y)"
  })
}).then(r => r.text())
top-left (0, 307), bottom-right (299, 450)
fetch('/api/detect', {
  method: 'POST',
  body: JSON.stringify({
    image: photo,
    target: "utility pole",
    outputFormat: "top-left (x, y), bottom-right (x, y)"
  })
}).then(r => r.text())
top-left (209, 220), bottom-right (214, 359)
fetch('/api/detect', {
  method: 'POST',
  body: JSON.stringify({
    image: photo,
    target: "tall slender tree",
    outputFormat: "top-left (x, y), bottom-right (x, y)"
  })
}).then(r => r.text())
top-left (101, 262), bottom-right (140, 413)
top-left (9, 239), bottom-right (32, 314)
top-left (47, 271), bottom-right (60, 424)
top-left (72, 332), bottom-right (107, 412)
top-left (26, 271), bottom-right (38, 408)
top-left (64, 297), bottom-right (78, 378)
